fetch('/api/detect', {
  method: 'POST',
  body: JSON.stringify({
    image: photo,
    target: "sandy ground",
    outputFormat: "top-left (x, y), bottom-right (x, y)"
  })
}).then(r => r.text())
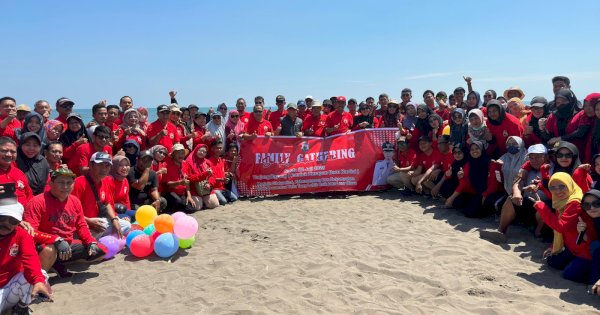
top-left (29, 192), bottom-right (600, 314)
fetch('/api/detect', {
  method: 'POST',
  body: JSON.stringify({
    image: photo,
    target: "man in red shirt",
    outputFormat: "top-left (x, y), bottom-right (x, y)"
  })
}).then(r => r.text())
top-left (54, 97), bottom-right (74, 129)
top-left (115, 96), bottom-right (133, 125)
top-left (0, 97), bottom-right (22, 140)
top-left (146, 105), bottom-right (180, 152)
top-left (387, 136), bottom-right (417, 189)
top-left (241, 104), bottom-right (273, 140)
top-left (105, 105), bottom-right (120, 131)
top-left (325, 96), bottom-right (354, 136)
top-left (390, 136), bottom-right (441, 195)
top-left (0, 137), bottom-right (33, 206)
top-left (268, 95), bottom-right (287, 130)
top-left (71, 152), bottom-right (129, 239)
top-left (208, 140), bottom-right (237, 205)
top-left (0, 202), bottom-right (52, 313)
top-left (24, 168), bottom-right (104, 273)
top-left (68, 125), bottom-right (113, 177)
top-left (302, 101), bottom-right (326, 137)
top-left (373, 93), bottom-right (389, 118)
top-left (237, 97), bottom-right (251, 125)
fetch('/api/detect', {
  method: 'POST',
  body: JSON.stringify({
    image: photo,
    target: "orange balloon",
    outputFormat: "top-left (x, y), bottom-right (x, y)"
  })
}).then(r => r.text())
top-left (154, 214), bottom-right (175, 234)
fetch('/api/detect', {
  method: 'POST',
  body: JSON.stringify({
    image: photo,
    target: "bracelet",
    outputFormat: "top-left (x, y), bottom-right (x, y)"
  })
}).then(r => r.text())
top-left (111, 217), bottom-right (120, 222)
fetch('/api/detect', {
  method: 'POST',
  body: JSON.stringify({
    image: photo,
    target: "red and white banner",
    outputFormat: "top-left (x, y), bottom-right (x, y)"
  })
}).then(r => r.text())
top-left (236, 128), bottom-right (398, 196)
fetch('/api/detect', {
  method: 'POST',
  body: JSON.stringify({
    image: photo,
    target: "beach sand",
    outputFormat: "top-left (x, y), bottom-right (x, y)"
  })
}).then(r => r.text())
top-left (30, 192), bottom-right (600, 314)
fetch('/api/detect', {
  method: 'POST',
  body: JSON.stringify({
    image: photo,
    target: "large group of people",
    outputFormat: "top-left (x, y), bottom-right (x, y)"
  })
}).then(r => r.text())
top-left (2, 75), bottom-right (600, 313)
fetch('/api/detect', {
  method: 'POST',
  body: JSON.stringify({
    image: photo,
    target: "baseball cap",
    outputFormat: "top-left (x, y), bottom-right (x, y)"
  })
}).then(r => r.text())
top-left (297, 100), bottom-right (306, 107)
top-left (157, 105), bottom-right (170, 113)
top-left (90, 152), bottom-right (112, 164)
top-left (287, 102), bottom-right (298, 110)
top-left (530, 96), bottom-right (548, 108)
top-left (337, 96), bottom-right (347, 102)
top-left (172, 143), bottom-right (185, 153)
top-left (139, 150), bottom-right (153, 159)
top-left (211, 111), bottom-right (222, 117)
top-left (56, 97), bottom-right (75, 107)
top-left (188, 104), bottom-right (199, 109)
top-left (348, 98), bottom-right (357, 104)
top-left (382, 141), bottom-right (394, 152)
top-left (323, 99), bottom-right (333, 106)
top-left (527, 144), bottom-right (547, 155)
top-left (305, 95), bottom-right (314, 101)
top-left (169, 104), bottom-right (181, 113)
top-left (276, 95), bottom-right (285, 101)
top-left (17, 104), bottom-right (31, 112)
top-left (0, 203), bottom-right (24, 222)
top-left (51, 167), bottom-right (77, 180)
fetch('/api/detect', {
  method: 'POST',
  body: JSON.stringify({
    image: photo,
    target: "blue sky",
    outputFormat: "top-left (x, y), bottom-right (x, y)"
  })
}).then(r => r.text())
top-left (1, 0), bottom-right (600, 109)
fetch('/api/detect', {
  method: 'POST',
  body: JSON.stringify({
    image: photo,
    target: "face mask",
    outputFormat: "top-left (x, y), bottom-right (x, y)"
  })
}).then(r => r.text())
top-left (507, 146), bottom-right (520, 154)
top-left (471, 125), bottom-right (483, 131)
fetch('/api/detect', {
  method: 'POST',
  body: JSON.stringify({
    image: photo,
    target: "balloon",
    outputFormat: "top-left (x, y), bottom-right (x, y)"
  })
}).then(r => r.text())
top-left (143, 224), bottom-right (156, 236)
top-left (135, 205), bottom-right (157, 228)
top-left (126, 230), bottom-right (145, 248)
top-left (130, 224), bottom-right (143, 232)
top-left (154, 214), bottom-right (175, 234)
top-left (171, 212), bottom-right (187, 222)
top-left (151, 231), bottom-right (161, 242)
top-left (173, 216), bottom-right (198, 239)
top-left (129, 235), bottom-right (154, 258)
top-left (98, 235), bottom-right (120, 259)
top-left (442, 125), bottom-right (450, 136)
top-left (179, 236), bottom-right (196, 249)
top-left (154, 233), bottom-right (179, 258)
top-left (118, 238), bottom-right (127, 251)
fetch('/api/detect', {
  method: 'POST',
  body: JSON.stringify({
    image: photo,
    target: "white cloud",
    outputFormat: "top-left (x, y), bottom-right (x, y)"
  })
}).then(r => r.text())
top-left (403, 72), bottom-right (455, 80)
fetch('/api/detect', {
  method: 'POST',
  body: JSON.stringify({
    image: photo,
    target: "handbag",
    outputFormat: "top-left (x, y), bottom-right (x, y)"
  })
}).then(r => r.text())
top-left (85, 175), bottom-right (109, 218)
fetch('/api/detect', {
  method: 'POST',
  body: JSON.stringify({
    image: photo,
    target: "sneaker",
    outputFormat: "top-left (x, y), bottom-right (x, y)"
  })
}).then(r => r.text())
top-left (12, 302), bottom-right (32, 315)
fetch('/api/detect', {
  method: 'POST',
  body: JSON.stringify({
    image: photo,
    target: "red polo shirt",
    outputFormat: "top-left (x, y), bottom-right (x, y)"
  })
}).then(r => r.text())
top-left (245, 117), bottom-right (273, 135)
top-left (268, 109), bottom-right (287, 130)
top-left (325, 111), bottom-right (354, 135)
top-left (240, 111), bottom-right (251, 125)
top-left (71, 175), bottom-right (114, 218)
top-left (146, 120), bottom-right (180, 152)
top-left (411, 148), bottom-right (443, 170)
top-left (302, 113), bottom-right (327, 137)
top-left (0, 165), bottom-right (33, 206)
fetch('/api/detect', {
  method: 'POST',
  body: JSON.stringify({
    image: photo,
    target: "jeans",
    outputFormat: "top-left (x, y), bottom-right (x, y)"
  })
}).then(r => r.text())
top-left (92, 218), bottom-right (132, 238)
top-left (547, 247), bottom-right (592, 284)
top-left (214, 189), bottom-right (238, 205)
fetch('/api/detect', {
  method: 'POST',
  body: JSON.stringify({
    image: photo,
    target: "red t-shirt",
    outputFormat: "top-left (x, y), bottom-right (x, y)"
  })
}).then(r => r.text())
top-left (146, 120), bottom-right (180, 152)
top-left (208, 156), bottom-right (226, 190)
top-left (114, 127), bottom-right (146, 151)
top-left (411, 149), bottom-right (443, 170)
top-left (302, 114), bottom-right (326, 137)
top-left (0, 227), bottom-right (46, 287)
top-left (268, 109), bottom-right (287, 130)
top-left (71, 176), bottom-right (115, 218)
top-left (435, 108), bottom-right (450, 122)
top-left (396, 149), bottom-right (417, 168)
top-left (160, 157), bottom-right (192, 195)
top-left (67, 143), bottom-right (113, 177)
top-left (244, 117), bottom-right (273, 135)
top-left (24, 192), bottom-right (96, 245)
top-left (109, 176), bottom-right (131, 209)
top-left (240, 111), bottom-right (251, 125)
top-left (55, 115), bottom-right (68, 129)
top-left (0, 165), bottom-right (33, 206)
top-left (325, 111), bottom-right (354, 135)
top-left (439, 151), bottom-right (454, 172)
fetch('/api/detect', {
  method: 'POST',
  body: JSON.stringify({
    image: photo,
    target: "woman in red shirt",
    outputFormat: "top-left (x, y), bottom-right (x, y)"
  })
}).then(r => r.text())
top-left (185, 144), bottom-right (219, 209)
top-left (485, 100), bottom-right (524, 159)
top-left (208, 140), bottom-right (238, 205)
top-left (109, 155), bottom-right (133, 219)
top-left (149, 145), bottom-right (168, 190)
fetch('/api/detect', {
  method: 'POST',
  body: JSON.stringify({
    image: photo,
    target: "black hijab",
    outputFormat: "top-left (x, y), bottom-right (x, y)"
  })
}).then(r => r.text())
top-left (468, 140), bottom-right (491, 194)
top-left (554, 89), bottom-right (578, 135)
top-left (451, 143), bottom-right (469, 176)
top-left (529, 106), bottom-right (549, 139)
top-left (16, 132), bottom-right (50, 195)
top-left (486, 100), bottom-right (506, 126)
top-left (449, 108), bottom-right (468, 146)
top-left (59, 113), bottom-right (89, 148)
top-left (415, 104), bottom-right (433, 135)
top-left (552, 141), bottom-right (581, 174)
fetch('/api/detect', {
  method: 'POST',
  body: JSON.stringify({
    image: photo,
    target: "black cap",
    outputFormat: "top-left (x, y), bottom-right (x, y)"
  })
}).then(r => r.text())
top-left (401, 88), bottom-right (412, 94)
top-left (157, 105), bottom-right (170, 113)
top-left (382, 141), bottom-right (394, 151)
top-left (552, 76), bottom-right (570, 85)
top-left (348, 98), bottom-right (357, 104)
top-left (530, 96), bottom-right (548, 108)
top-left (188, 104), bottom-right (199, 109)
top-left (323, 99), bottom-right (333, 106)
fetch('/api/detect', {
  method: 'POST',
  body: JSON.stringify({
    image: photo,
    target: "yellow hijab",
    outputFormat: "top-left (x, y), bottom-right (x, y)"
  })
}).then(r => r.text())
top-left (549, 172), bottom-right (583, 254)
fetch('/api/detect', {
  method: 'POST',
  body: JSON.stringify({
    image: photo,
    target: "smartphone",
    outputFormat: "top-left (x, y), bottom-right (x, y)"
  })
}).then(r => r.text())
top-left (0, 183), bottom-right (17, 206)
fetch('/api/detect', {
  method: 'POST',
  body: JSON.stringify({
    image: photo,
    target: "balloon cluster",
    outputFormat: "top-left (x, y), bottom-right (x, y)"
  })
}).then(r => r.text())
top-left (99, 205), bottom-right (198, 260)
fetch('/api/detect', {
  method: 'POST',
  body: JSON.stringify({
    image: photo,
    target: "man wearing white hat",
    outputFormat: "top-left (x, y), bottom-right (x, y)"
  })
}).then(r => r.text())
top-left (0, 202), bottom-right (52, 314)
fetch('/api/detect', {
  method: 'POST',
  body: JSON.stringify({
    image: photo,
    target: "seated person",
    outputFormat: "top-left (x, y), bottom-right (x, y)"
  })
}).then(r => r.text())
top-left (127, 150), bottom-right (166, 212)
top-left (0, 202), bottom-right (52, 314)
top-left (0, 137), bottom-right (33, 206)
top-left (386, 136), bottom-right (417, 190)
top-left (24, 168), bottom-right (105, 274)
top-left (161, 144), bottom-right (200, 213)
top-left (208, 140), bottom-right (238, 205)
top-left (71, 152), bottom-right (130, 239)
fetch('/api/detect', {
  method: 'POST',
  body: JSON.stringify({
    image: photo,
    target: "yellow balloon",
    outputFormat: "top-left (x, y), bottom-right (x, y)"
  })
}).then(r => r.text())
top-left (442, 125), bottom-right (450, 136)
top-left (135, 205), bottom-right (157, 228)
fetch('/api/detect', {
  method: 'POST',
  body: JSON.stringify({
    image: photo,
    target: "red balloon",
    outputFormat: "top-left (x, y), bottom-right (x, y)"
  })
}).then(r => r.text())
top-left (130, 224), bottom-right (143, 232)
top-left (151, 231), bottom-right (161, 242)
top-left (129, 235), bottom-right (154, 258)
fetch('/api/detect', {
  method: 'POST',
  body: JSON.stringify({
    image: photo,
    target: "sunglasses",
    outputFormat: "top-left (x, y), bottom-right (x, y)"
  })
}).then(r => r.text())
top-left (0, 215), bottom-right (19, 226)
top-left (254, 102), bottom-right (263, 105)
top-left (157, 151), bottom-right (167, 156)
top-left (582, 199), bottom-right (600, 211)
top-left (402, 93), bottom-right (410, 97)
top-left (230, 115), bottom-right (239, 118)
top-left (96, 135), bottom-right (110, 140)
top-left (556, 152), bottom-right (573, 159)
top-left (548, 184), bottom-right (567, 192)
top-left (253, 110), bottom-right (263, 113)
top-left (276, 100), bottom-right (285, 103)
top-left (212, 116), bottom-right (221, 119)
top-left (60, 104), bottom-right (74, 109)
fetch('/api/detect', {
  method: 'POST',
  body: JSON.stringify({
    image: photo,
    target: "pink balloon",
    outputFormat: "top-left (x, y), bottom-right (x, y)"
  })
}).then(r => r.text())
top-left (173, 216), bottom-right (198, 239)
top-left (171, 212), bottom-right (187, 222)
top-left (117, 238), bottom-right (126, 251)
top-left (99, 235), bottom-right (120, 259)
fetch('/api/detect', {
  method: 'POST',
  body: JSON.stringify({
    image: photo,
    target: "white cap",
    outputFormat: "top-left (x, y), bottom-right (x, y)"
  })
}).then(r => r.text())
top-left (527, 144), bottom-right (547, 155)
top-left (0, 202), bottom-right (24, 222)
top-left (305, 95), bottom-right (314, 100)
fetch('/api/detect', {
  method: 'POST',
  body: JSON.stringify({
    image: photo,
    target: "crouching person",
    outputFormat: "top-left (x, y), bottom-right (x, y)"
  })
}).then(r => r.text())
top-left (1, 202), bottom-right (52, 314)
top-left (24, 168), bottom-right (105, 276)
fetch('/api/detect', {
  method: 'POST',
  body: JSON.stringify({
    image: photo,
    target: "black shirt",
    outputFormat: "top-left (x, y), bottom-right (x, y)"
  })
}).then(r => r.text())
top-left (127, 167), bottom-right (158, 203)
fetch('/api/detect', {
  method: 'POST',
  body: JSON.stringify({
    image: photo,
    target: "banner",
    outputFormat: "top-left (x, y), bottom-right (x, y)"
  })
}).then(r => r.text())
top-left (236, 128), bottom-right (398, 196)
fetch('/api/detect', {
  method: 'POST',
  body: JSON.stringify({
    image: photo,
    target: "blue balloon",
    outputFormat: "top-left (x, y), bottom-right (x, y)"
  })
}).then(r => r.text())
top-left (153, 233), bottom-right (179, 258)
top-left (126, 230), bottom-right (145, 248)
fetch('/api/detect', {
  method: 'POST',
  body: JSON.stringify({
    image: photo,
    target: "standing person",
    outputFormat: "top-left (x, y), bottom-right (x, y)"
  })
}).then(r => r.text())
top-left (146, 105), bottom-right (180, 153)
top-left (44, 142), bottom-right (64, 174)
top-left (303, 101), bottom-right (326, 136)
top-left (105, 105), bottom-right (120, 131)
top-left (127, 150), bottom-right (166, 212)
top-left (485, 100), bottom-right (524, 158)
top-left (217, 103), bottom-right (228, 124)
top-left (434, 92), bottom-right (450, 121)
top-left (324, 96), bottom-right (353, 136)
top-left (71, 152), bottom-right (129, 239)
top-left (347, 99), bottom-right (358, 117)
top-left (541, 89), bottom-right (589, 149)
top-left (33, 100), bottom-right (51, 124)
top-left (161, 144), bottom-right (199, 213)
top-left (205, 112), bottom-right (226, 153)
top-left (85, 103), bottom-right (109, 138)
top-left (208, 140), bottom-right (237, 205)
top-left (59, 114), bottom-right (89, 165)
top-left (113, 109), bottom-right (146, 151)
top-left (23, 168), bottom-right (106, 273)
top-left (137, 107), bottom-right (150, 131)
top-left (17, 133), bottom-right (50, 196)
top-left (0, 97), bottom-right (22, 140)
top-left (379, 99), bottom-right (402, 128)
top-left (268, 95), bottom-right (287, 131)
top-left (352, 102), bottom-right (376, 131)
top-left (67, 126), bottom-right (113, 177)
top-left (453, 87), bottom-right (467, 109)
top-left (224, 110), bottom-right (245, 146)
top-left (14, 112), bottom-right (46, 145)
top-left (149, 145), bottom-right (168, 186)
top-left (0, 202), bottom-right (52, 314)
top-left (399, 89), bottom-right (412, 114)
top-left (277, 103), bottom-right (303, 137)
top-left (531, 173), bottom-right (593, 283)
top-left (0, 137), bottom-right (33, 206)
top-left (54, 97), bottom-right (74, 129)
top-left (115, 96), bottom-right (133, 125)
top-left (45, 120), bottom-right (63, 143)
top-left (237, 98), bottom-right (251, 124)
top-left (523, 96), bottom-right (549, 147)
top-left (305, 96), bottom-right (314, 109)
top-left (16, 105), bottom-right (31, 124)
top-left (503, 86), bottom-right (526, 101)
top-left (190, 113), bottom-right (209, 149)
top-left (241, 104), bottom-right (273, 140)
top-left (374, 93), bottom-right (390, 118)
top-left (548, 76), bottom-right (582, 112)
top-left (168, 104), bottom-right (188, 144)
top-left (423, 90), bottom-right (436, 111)
top-left (297, 100), bottom-right (308, 120)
